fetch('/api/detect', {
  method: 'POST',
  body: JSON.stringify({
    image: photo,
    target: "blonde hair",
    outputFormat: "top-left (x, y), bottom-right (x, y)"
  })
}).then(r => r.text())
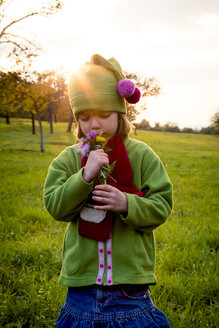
top-left (74, 113), bottom-right (134, 140)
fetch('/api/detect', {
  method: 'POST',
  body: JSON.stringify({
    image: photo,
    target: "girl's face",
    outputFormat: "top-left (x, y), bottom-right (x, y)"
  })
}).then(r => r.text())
top-left (78, 110), bottom-right (119, 140)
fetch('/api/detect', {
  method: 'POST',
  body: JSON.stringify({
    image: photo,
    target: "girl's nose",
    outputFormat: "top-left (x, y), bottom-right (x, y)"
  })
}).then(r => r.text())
top-left (90, 116), bottom-right (101, 129)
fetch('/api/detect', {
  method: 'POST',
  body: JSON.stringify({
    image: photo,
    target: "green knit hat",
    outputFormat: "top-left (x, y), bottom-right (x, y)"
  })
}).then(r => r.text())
top-left (68, 54), bottom-right (127, 119)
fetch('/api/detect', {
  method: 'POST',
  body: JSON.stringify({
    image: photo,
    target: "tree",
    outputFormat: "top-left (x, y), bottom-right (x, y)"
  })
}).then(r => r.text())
top-left (51, 72), bottom-right (71, 128)
top-left (0, 0), bottom-right (62, 68)
top-left (44, 71), bottom-right (73, 132)
top-left (135, 119), bottom-right (151, 130)
top-left (21, 72), bottom-right (57, 152)
top-left (153, 122), bottom-right (163, 131)
top-left (0, 70), bottom-right (21, 123)
top-left (182, 127), bottom-right (195, 134)
top-left (199, 126), bottom-right (214, 135)
top-left (67, 109), bottom-right (75, 132)
top-left (41, 71), bottom-right (59, 134)
top-left (163, 122), bottom-right (180, 133)
top-left (200, 110), bottom-right (219, 135)
top-left (210, 110), bottom-right (219, 134)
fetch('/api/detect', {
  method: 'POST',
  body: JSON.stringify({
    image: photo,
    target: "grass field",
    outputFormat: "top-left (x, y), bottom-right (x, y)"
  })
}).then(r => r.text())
top-left (0, 118), bottom-right (218, 328)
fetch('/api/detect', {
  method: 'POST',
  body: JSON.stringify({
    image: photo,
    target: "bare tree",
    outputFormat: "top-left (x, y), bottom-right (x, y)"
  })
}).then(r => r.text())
top-left (0, 0), bottom-right (62, 68)
top-left (124, 72), bottom-right (160, 134)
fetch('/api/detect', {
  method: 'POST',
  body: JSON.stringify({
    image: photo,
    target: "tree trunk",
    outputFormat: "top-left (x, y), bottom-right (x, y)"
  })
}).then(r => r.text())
top-left (67, 110), bottom-right (74, 132)
top-left (36, 108), bottom-right (44, 153)
top-left (31, 112), bottom-right (36, 134)
top-left (6, 113), bottom-right (10, 124)
top-left (54, 113), bottom-right (57, 123)
top-left (48, 110), bottom-right (53, 134)
top-left (134, 127), bottom-right (137, 135)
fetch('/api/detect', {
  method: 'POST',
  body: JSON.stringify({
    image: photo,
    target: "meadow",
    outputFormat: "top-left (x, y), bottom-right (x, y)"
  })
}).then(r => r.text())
top-left (0, 118), bottom-right (218, 328)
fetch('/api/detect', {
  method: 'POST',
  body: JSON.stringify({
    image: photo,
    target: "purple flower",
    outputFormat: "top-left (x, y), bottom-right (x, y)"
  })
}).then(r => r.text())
top-left (82, 142), bottom-right (90, 155)
top-left (76, 142), bottom-right (90, 158)
top-left (76, 130), bottom-right (105, 159)
top-left (87, 130), bottom-right (97, 139)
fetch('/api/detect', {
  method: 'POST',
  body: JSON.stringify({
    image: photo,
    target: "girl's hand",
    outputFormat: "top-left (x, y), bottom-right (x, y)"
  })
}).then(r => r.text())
top-left (92, 184), bottom-right (128, 213)
top-left (83, 149), bottom-right (109, 183)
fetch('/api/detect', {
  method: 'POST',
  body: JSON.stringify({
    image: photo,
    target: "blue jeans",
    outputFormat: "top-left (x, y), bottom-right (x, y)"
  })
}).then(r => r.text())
top-left (55, 285), bottom-right (171, 327)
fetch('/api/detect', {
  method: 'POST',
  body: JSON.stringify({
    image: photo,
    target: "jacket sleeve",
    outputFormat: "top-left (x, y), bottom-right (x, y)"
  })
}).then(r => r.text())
top-left (44, 148), bottom-right (94, 221)
top-left (120, 152), bottom-right (173, 233)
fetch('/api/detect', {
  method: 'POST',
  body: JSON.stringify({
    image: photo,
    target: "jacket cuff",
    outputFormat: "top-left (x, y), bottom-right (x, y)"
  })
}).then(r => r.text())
top-left (76, 167), bottom-right (94, 191)
top-left (119, 193), bottom-right (135, 226)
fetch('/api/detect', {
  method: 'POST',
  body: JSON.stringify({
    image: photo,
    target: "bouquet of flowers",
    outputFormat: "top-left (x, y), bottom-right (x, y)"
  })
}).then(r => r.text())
top-left (76, 130), bottom-right (116, 184)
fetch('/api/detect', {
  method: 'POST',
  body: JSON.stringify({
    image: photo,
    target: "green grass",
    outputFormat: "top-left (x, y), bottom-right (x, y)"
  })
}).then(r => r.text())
top-left (0, 118), bottom-right (218, 327)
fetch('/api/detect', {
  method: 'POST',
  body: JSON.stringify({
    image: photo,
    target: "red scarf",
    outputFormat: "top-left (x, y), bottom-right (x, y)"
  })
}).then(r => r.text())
top-left (78, 135), bottom-right (143, 241)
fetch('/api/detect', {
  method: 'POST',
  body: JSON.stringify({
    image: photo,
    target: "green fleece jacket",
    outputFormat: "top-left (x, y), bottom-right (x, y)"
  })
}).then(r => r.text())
top-left (44, 136), bottom-right (173, 286)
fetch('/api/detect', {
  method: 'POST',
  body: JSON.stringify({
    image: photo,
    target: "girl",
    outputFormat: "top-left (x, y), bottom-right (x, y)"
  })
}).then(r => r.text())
top-left (44, 54), bottom-right (173, 327)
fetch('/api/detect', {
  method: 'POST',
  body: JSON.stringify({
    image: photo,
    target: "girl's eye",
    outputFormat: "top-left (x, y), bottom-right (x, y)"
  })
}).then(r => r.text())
top-left (80, 116), bottom-right (89, 121)
top-left (100, 113), bottom-right (110, 118)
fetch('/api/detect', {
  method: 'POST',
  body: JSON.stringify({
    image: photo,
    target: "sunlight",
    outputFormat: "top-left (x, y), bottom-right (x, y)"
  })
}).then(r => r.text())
top-left (1, 0), bottom-right (219, 128)
top-left (199, 14), bottom-right (219, 29)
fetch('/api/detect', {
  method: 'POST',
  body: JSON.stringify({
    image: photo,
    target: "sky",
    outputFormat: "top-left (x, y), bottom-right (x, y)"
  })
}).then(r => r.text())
top-left (1, 0), bottom-right (219, 129)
